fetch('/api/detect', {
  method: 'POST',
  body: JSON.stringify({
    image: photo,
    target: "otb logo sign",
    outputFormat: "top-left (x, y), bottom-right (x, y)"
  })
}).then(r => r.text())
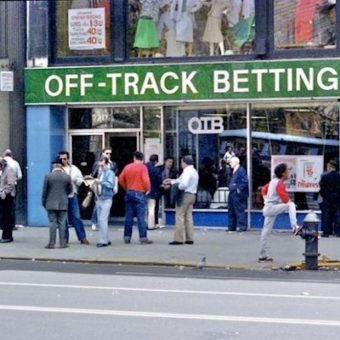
top-left (188, 117), bottom-right (223, 134)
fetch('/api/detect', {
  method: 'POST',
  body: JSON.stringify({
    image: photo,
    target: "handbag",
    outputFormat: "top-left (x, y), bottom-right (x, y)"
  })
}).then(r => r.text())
top-left (81, 191), bottom-right (93, 208)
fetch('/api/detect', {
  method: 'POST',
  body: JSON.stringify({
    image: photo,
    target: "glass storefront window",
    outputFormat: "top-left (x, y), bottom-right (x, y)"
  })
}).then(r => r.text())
top-left (274, 0), bottom-right (336, 50)
top-left (164, 105), bottom-right (247, 209)
top-left (143, 106), bottom-right (162, 160)
top-left (251, 102), bottom-right (339, 210)
top-left (128, 0), bottom-right (255, 58)
top-left (55, 0), bottom-right (111, 58)
top-left (69, 107), bottom-right (140, 129)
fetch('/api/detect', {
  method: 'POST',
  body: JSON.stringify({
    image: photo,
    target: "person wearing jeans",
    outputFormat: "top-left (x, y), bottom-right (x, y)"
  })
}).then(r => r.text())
top-left (59, 151), bottom-right (90, 245)
top-left (94, 156), bottom-right (115, 247)
top-left (118, 151), bottom-right (153, 244)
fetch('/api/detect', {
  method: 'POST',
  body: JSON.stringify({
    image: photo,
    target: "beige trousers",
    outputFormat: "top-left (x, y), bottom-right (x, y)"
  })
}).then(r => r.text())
top-left (173, 193), bottom-right (196, 242)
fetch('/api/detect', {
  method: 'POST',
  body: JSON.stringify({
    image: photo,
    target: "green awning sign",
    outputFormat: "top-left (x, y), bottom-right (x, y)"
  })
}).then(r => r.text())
top-left (25, 59), bottom-right (340, 104)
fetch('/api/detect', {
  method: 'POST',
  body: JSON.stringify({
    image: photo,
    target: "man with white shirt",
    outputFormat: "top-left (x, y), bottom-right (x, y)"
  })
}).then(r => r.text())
top-left (165, 155), bottom-right (199, 245)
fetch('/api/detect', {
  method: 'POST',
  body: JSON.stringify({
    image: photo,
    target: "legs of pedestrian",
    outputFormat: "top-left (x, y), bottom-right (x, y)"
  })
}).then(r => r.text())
top-left (135, 192), bottom-right (151, 243)
top-left (124, 191), bottom-right (134, 243)
top-left (97, 199), bottom-right (112, 246)
top-left (183, 193), bottom-right (195, 243)
top-left (227, 197), bottom-right (237, 231)
top-left (147, 198), bottom-right (157, 230)
top-left (1, 195), bottom-right (14, 242)
top-left (58, 211), bottom-right (67, 247)
top-left (68, 196), bottom-right (89, 244)
top-left (46, 210), bottom-right (57, 248)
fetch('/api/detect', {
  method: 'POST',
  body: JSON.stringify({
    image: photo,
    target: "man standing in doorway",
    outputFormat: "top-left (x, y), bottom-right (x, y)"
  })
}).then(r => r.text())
top-left (118, 151), bottom-right (153, 244)
top-left (58, 151), bottom-right (90, 245)
top-left (166, 155), bottom-right (199, 245)
top-left (227, 156), bottom-right (249, 232)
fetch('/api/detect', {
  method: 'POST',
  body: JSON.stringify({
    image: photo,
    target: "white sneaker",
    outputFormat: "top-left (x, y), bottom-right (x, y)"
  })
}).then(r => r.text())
top-left (91, 224), bottom-right (97, 231)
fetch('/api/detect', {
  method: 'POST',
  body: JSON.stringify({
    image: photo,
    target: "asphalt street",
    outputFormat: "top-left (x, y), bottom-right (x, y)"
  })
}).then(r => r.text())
top-left (1, 260), bottom-right (340, 339)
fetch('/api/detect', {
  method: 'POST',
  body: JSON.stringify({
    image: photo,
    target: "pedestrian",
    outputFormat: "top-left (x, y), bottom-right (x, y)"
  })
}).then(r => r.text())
top-left (166, 155), bottom-right (199, 245)
top-left (319, 160), bottom-right (340, 237)
top-left (41, 160), bottom-right (72, 249)
top-left (227, 156), bottom-right (249, 232)
top-left (146, 154), bottom-right (162, 230)
top-left (94, 155), bottom-right (115, 247)
top-left (0, 158), bottom-right (16, 243)
top-left (118, 151), bottom-right (153, 244)
top-left (90, 147), bottom-right (118, 231)
top-left (58, 151), bottom-right (90, 245)
top-left (259, 163), bottom-right (301, 263)
top-left (3, 149), bottom-right (23, 230)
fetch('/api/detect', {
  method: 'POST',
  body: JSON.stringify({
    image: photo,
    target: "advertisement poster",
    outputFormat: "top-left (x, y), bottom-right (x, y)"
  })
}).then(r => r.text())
top-left (144, 138), bottom-right (162, 164)
top-left (271, 155), bottom-right (323, 192)
top-left (68, 8), bottom-right (105, 50)
top-left (0, 71), bottom-right (14, 92)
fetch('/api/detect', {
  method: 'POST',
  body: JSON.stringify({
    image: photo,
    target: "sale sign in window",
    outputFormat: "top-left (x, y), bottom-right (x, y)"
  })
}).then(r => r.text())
top-left (68, 8), bottom-right (105, 50)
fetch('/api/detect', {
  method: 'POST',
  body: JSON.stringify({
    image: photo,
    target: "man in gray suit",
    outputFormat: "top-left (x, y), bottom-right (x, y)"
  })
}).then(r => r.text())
top-left (42, 161), bottom-right (72, 249)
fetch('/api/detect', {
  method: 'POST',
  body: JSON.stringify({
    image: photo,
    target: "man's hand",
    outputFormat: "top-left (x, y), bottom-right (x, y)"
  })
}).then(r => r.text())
top-left (0, 192), bottom-right (6, 200)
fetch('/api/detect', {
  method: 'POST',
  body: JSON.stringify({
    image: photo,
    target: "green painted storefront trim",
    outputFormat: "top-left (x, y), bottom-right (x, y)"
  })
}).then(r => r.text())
top-left (25, 59), bottom-right (340, 104)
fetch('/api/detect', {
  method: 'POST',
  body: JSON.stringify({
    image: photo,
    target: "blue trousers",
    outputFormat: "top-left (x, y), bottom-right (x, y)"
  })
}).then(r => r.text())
top-left (124, 190), bottom-right (148, 241)
top-left (228, 192), bottom-right (247, 231)
top-left (65, 195), bottom-right (86, 241)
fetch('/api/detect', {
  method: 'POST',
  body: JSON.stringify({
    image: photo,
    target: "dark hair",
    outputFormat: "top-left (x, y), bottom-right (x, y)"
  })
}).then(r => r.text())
top-left (133, 151), bottom-right (144, 161)
top-left (51, 157), bottom-right (61, 165)
top-left (99, 155), bottom-right (109, 164)
top-left (3, 149), bottom-right (12, 157)
top-left (102, 147), bottom-right (112, 154)
top-left (149, 154), bottom-right (159, 163)
top-left (165, 156), bottom-right (174, 162)
top-left (58, 150), bottom-right (69, 159)
top-left (182, 155), bottom-right (194, 166)
top-left (274, 163), bottom-right (288, 179)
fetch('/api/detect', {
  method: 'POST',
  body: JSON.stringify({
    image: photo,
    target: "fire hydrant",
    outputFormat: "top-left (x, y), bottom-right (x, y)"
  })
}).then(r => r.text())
top-left (296, 211), bottom-right (320, 270)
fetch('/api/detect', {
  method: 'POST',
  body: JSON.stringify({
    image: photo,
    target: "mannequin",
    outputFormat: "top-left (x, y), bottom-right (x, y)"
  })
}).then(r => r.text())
top-left (134, 0), bottom-right (161, 57)
top-left (158, 0), bottom-right (185, 56)
top-left (170, 0), bottom-right (203, 56)
top-left (202, 0), bottom-right (230, 55)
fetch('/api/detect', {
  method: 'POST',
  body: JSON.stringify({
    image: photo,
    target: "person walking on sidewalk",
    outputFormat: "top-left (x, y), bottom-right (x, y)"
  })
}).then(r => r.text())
top-left (227, 156), bottom-right (249, 232)
top-left (319, 160), bottom-right (340, 237)
top-left (165, 155), bottom-right (199, 245)
top-left (42, 160), bottom-right (72, 249)
top-left (94, 155), bottom-right (115, 247)
top-left (118, 151), bottom-right (153, 244)
top-left (0, 158), bottom-right (16, 243)
top-left (58, 151), bottom-right (90, 245)
top-left (259, 163), bottom-right (301, 262)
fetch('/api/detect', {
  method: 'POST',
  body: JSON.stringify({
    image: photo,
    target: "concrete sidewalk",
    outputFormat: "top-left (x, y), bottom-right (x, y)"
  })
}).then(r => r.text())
top-left (1, 226), bottom-right (340, 270)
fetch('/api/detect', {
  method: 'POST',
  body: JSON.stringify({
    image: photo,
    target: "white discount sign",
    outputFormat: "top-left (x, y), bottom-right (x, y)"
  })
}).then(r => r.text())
top-left (68, 8), bottom-right (105, 50)
top-left (271, 155), bottom-right (323, 192)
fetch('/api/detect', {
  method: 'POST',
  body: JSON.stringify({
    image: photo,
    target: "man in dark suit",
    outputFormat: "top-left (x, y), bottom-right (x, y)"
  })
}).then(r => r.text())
top-left (42, 160), bottom-right (72, 249)
top-left (227, 156), bottom-right (249, 232)
top-left (319, 160), bottom-right (340, 237)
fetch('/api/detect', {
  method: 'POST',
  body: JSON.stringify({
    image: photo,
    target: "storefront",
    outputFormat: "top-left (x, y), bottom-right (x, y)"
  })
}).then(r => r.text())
top-left (25, 58), bottom-right (340, 227)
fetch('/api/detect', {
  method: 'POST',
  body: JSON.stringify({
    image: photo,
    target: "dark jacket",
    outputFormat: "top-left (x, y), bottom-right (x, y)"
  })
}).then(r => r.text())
top-left (146, 161), bottom-right (162, 199)
top-left (228, 166), bottom-right (249, 201)
top-left (319, 170), bottom-right (340, 203)
top-left (42, 170), bottom-right (72, 210)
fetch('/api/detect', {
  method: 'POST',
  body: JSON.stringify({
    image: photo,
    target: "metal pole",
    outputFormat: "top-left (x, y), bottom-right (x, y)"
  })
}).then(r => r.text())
top-left (246, 103), bottom-right (252, 229)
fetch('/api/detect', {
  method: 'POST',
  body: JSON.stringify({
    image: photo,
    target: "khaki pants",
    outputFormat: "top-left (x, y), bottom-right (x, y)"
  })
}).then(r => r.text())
top-left (174, 193), bottom-right (196, 242)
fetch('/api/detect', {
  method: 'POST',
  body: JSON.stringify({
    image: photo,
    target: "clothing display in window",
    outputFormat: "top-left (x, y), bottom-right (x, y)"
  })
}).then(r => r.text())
top-left (134, 0), bottom-right (161, 50)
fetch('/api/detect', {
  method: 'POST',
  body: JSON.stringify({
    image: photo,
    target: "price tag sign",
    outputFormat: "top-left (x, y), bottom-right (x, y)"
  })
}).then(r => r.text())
top-left (0, 71), bottom-right (14, 92)
top-left (68, 8), bottom-right (105, 50)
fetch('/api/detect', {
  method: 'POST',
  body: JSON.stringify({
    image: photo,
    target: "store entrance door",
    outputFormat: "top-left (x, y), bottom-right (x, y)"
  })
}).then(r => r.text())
top-left (107, 133), bottom-right (138, 217)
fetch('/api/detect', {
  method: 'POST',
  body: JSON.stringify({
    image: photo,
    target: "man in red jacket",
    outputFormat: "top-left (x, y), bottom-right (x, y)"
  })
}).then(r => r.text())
top-left (259, 163), bottom-right (301, 262)
top-left (119, 151), bottom-right (153, 244)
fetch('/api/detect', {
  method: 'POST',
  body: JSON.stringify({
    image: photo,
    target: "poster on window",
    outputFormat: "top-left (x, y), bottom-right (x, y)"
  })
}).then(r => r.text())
top-left (68, 8), bottom-right (105, 50)
top-left (271, 155), bottom-right (323, 192)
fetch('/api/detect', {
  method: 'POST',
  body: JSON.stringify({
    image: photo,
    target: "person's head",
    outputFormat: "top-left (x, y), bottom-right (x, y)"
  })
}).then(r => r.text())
top-left (274, 163), bottom-right (288, 180)
top-left (0, 158), bottom-right (7, 169)
top-left (220, 159), bottom-right (227, 168)
top-left (58, 151), bottom-right (70, 165)
top-left (181, 155), bottom-right (194, 169)
top-left (327, 160), bottom-right (338, 171)
top-left (51, 159), bottom-right (62, 171)
top-left (229, 156), bottom-right (240, 169)
top-left (164, 157), bottom-right (174, 169)
top-left (102, 147), bottom-right (112, 159)
top-left (3, 149), bottom-right (12, 158)
top-left (133, 151), bottom-right (144, 162)
top-left (99, 155), bottom-right (109, 168)
top-left (149, 154), bottom-right (159, 164)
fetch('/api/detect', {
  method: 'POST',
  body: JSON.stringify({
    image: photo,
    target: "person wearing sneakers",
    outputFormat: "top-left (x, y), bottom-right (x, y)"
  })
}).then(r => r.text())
top-left (259, 163), bottom-right (301, 263)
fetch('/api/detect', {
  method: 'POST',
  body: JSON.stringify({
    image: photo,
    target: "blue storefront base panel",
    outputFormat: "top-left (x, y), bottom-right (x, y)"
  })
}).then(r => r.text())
top-left (27, 106), bottom-right (66, 226)
top-left (165, 210), bottom-right (315, 230)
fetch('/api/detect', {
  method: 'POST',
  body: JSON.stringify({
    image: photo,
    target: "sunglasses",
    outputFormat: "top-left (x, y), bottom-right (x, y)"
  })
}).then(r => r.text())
top-left (105, 152), bottom-right (111, 155)
top-left (60, 157), bottom-right (68, 160)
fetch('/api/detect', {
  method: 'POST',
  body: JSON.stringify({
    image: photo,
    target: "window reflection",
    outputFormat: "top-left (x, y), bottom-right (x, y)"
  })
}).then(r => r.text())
top-left (128, 0), bottom-right (255, 58)
top-left (274, 0), bottom-right (336, 50)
